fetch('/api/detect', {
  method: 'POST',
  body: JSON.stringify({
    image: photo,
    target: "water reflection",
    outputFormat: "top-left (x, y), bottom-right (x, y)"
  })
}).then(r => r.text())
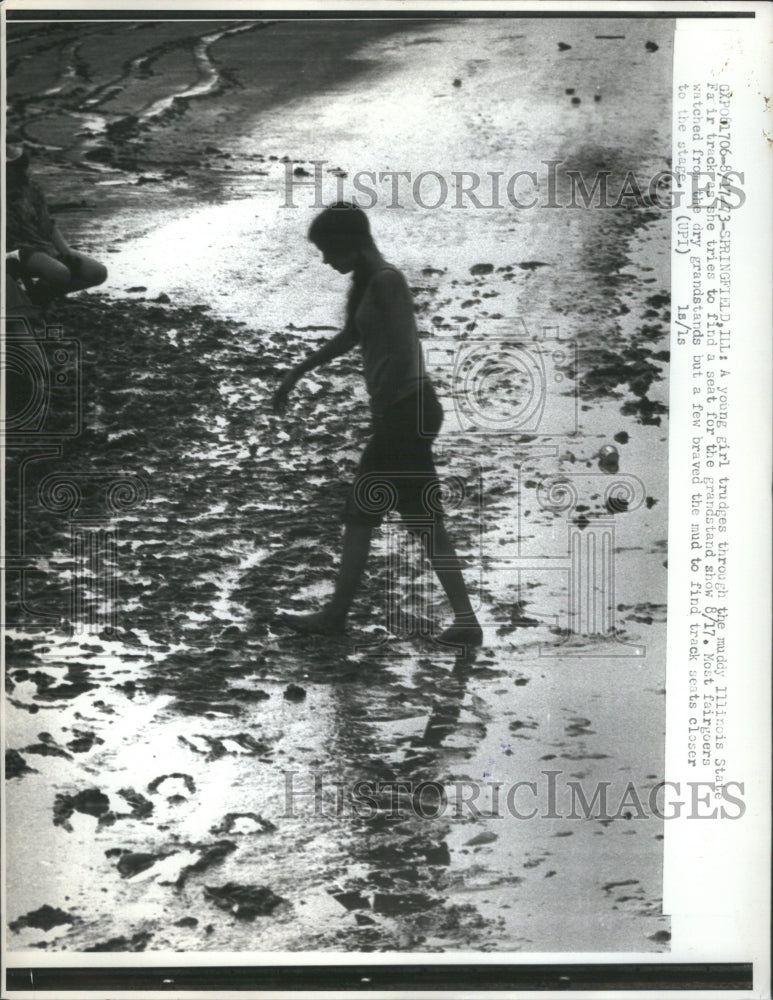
top-left (315, 652), bottom-right (487, 939)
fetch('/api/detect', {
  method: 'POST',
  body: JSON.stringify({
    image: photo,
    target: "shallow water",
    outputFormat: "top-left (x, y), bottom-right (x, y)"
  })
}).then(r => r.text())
top-left (6, 17), bottom-right (672, 953)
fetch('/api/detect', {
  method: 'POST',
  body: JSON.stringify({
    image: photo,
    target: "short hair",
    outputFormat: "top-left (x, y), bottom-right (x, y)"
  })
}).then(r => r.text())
top-left (308, 201), bottom-right (373, 253)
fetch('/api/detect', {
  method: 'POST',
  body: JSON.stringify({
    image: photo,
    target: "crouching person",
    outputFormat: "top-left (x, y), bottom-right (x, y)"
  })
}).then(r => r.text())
top-left (6, 142), bottom-right (107, 309)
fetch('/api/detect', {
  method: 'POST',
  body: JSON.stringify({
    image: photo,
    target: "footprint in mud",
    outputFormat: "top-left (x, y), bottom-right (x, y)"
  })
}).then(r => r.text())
top-left (147, 773), bottom-right (196, 801)
top-left (209, 812), bottom-right (276, 836)
top-left (177, 732), bottom-right (271, 760)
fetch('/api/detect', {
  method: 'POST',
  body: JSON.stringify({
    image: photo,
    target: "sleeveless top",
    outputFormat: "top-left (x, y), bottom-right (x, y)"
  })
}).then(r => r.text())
top-left (354, 265), bottom-right (428, 416)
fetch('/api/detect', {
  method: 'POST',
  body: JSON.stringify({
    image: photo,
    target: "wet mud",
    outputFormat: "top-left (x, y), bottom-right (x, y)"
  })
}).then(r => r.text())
top-left (6, 18), bottom-right (672, 953)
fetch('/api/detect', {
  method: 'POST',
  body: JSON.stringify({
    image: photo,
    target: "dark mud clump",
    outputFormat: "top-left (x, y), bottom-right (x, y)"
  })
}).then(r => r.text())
top-left (5, 749), bottom-right (38, 778)
top-left (23, 735), bottom-right (73, 760)
top-left (283, 683), bottom-right (307, 702)
top-left (203, 883), bottom-right (286, 920)
top-left (372, 891), bottom-right (441, 915)
top-left (85, 930), bottom-right (153, 952)
top-left (53, 788), bottom-right (111, 829)
top-left (31, 664), bottom-right (98, 702)
top-left (6, 635), bottom-right (38, 668)
top-left (464, 831), bottom-right (498, 847)
top-left (579, 346), bottom-right (667, 425)
top-left (331, 890), bottom-right (371, 911)
top-left (118, 787), bottom-right (154, 817)
top-left (66, 730), bottom-right (105, 753)
top-left (116, 851), bottom-right (171, 879)
top-left (10, 904), bottom-right (75, 932)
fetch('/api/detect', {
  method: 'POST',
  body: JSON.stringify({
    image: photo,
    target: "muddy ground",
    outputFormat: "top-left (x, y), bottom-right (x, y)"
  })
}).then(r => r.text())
top-left (6, 17), bottom-right (672, 953)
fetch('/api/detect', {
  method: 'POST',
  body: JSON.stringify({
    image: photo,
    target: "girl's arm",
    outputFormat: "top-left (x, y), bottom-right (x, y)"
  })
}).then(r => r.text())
top-left (272, 324), bottom-right (357, 413)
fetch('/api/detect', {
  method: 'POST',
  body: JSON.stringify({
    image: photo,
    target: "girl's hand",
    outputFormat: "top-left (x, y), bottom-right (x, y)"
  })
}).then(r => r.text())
top-left (271, 372), bottom-right (297, 414)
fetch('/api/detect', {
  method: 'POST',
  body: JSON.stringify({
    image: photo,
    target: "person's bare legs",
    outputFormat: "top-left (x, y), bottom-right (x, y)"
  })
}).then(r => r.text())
top-left (24, 252), bottom-right (71, 306)
top-left (24, 251), bottom-right (107, 306)
top-left (279, 522), bottom-right (372, 634)
top-left (411, 520), bottom-right (483, 648)
top-left (65, 251), bottom-right (108, 291)
top-left (325, 522), bottom-right (373, 624)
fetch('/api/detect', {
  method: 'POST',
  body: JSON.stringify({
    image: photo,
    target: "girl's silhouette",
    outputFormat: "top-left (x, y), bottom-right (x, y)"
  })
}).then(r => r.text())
top-left (272, 202), bottom-right (482, 651)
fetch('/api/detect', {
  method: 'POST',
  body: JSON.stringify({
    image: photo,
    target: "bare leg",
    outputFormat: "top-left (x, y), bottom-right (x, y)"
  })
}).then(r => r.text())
top-left (412, 521), bottom-right (483, 648)
top-left (24, 252), bottom-right (72, 306)
top-left (279, 522), bottom-right (372, 634)
top-left (65, 251), bottom-right (108, 291)
top-left (326, 521), bottom-right (373, 622)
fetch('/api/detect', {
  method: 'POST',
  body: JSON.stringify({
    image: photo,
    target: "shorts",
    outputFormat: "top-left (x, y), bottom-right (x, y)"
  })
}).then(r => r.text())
top-left (344, 382), bottom-right (444, 527)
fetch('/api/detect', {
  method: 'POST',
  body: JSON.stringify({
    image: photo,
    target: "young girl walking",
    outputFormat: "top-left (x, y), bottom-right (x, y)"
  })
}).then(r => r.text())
top-left (272, 203), bottom-right (482, 651)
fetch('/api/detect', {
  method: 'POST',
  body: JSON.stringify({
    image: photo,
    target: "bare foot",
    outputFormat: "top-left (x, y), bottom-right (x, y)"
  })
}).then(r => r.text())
top-left (435, 616), bottom-right (484, 652)
top-left (276, 610), bottom-right (346, 636)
